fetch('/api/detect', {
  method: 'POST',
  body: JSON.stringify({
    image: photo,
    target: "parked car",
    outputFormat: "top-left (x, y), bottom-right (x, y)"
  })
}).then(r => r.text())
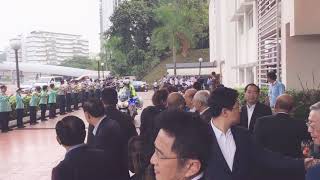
top-left (132, 81), bottom-right (148, 92)
top-left (33, 76), bottom-right (63, 88)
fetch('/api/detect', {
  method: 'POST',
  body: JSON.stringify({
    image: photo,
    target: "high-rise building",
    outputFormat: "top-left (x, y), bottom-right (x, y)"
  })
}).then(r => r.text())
top-left (6, 31), bottom-right (89, 65)
top-left (209, 0), bottom-right (320, 90)
top-left (99, 0), bottom-right (124, 48)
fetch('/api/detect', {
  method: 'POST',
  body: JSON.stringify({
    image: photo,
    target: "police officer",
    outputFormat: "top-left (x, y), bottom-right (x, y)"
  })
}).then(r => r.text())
top-left (57, 80), bottom-right (66, 115)
top-left (16, 88), bottom-right (25, 128)
top-left (0, 85), bottom-right (12, 132)
top-left (66, 80), bottom-right (72, 112)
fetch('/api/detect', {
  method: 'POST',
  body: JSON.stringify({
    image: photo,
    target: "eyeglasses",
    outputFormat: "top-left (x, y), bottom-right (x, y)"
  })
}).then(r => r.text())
top-left (154, 148), bottom-right (179, 160)
top-left (306, 122), bottom-right (313, 129)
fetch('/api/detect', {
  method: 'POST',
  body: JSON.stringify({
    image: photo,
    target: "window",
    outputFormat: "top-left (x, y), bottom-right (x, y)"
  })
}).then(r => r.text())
top-left (248, 10), bottom-right (254, 29)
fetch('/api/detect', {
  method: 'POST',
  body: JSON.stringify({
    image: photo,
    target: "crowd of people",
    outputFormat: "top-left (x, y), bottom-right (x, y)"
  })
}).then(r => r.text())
top-left (49, 71), bottom-right (319, 180)
top-left (2, 70), bottom-right (320, 180)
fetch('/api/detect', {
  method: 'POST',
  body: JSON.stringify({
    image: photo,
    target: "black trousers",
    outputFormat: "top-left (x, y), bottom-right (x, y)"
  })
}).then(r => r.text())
top-left (66, 93), bottom-right (72, 112)
top-left (39, 104), bottom-right (47, 121)
top-left (29, 106), bottom-right (37, 124)
top-left (95, 89), bottom-right (101, 100)
top-left (73, 93), bottom-right (79, 110)
top-left (16, 109), bottom-right (24, 127)
top-left (0, 112), bottom-right (10, 132)
top-left (58, 95), bottom-right (66, 114)
top-left (89, 90), bottom-right (94, 98)
top-left (48, 103), bottom-right (56, 118)
top-left (81, 90), bottom-right (85, 107)
top-left (85, 92), bottom-right (89, 102)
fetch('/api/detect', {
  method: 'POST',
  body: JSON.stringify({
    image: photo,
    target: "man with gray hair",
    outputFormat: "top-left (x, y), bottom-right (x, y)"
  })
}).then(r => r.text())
top-left (306, 102), bottom-right (320, 180)
top-left (193, 90), bottom-right (213, 123)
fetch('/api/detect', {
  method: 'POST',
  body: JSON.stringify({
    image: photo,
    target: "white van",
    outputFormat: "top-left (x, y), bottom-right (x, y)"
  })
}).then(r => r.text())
top-left (33, 76), bottom-right (63, 88)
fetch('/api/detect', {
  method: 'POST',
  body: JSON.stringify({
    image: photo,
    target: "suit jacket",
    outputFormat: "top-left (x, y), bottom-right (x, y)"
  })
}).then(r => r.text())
top-left (93, 116), bottom-right (129, 180)
top-left (105, 106), bottom-right (138, 143)
top-left (240, 102), bottom-right (272, 132)
top-left (52, 145), bottom-right (112, 180)
top-left (200, 107), bottom-right (214, 124)
top-left (306, 164), bottom-right (320, 180)
top-left (253, 113), bottom-right (311, 180)
top-left (204, 126), bottom-right (305, 180)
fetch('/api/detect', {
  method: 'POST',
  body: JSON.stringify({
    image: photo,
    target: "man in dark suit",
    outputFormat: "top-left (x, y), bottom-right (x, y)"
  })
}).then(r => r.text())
top-left (239, 83), bottom-right (272, 133)
top-left (193, 90), bottom-right (213, 124)
top-left (83, 99), bottom-right (129, 180)
top-left (52, 115), bottom-right (112, 180)
top-left (205, 87), bottom-right (310, 180)
top-left (150, 110), bottom-right (211, 180)
top-left (101, 88), bottom-right (137, 143)
top-left (254, 94), bottom-right (311, 180)
top-left (306, 102), bottom-right (320, 180)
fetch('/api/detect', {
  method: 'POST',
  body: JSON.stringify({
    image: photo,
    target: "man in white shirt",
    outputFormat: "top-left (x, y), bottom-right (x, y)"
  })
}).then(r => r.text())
top-left (239, 83), bottom-right (272, 133)
top-left (205, 87), bottom-right (310, 180)
top-left (151, 110), bottom-right (211, 180)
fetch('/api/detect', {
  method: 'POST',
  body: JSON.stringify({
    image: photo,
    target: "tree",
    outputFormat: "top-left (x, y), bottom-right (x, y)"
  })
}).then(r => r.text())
top-left (59, 56), bottom-right (97, 70)
top-left (152, 2), bottom-right (194, 76)
top-left (108, 0), bottom-right (156, 53)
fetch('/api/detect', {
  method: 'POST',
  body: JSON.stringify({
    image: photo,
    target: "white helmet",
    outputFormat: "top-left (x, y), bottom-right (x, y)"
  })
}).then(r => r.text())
top-left (123, 79), bottom-right (130, 85)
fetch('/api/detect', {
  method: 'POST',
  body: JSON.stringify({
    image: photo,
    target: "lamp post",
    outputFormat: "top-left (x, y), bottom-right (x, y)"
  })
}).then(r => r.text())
top-left (101, 62), bottom-right (105, 79)
top-left (10, 39), bottom-right (22, 88)
top-left (96, 56), bottom-right (101, 79)
top-left (198, 58), bottom-right (203, 76)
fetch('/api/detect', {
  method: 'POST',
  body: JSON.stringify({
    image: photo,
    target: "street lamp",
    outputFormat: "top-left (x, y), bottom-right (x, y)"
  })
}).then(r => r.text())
top-left (10, 38), bottom-right (22, 88)
top-left (95, 56), bottom-right (101, 79)
top-left (101, 62), bottom-right (105, 79)
top-left (198, 57), bottom-right (203, 76)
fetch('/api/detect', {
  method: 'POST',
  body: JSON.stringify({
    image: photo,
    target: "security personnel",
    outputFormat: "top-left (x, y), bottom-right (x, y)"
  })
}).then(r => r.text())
top-left (39, 85), bottom-right (48, 121)
top-left (57, 80), bottom-right (66, 115)
top-left (66, 80), bottom-right (72, 112)
top-left (73, 80), bottom-right (80, 110)
top-left (29, 86), bottom-right (41, 125)
top-left (0, 85), bottom-right (12, 133)
top-left (48, 84), bottom-right (57, 119)
top-left (16, 88), bottom-right (25, 128)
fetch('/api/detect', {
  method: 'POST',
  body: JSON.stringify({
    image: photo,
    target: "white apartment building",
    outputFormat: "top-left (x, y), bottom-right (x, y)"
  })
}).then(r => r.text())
top-left (7, 31), bottom-right (89, 65)
top-left (209, 0), bottom-right (320, 90)
top-left (99, 0), bottom-right (123, 38)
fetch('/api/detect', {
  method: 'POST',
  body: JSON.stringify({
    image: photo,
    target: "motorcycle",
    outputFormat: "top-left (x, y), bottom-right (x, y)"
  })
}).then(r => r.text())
top-left (118, 88), bottom-right (143, 119)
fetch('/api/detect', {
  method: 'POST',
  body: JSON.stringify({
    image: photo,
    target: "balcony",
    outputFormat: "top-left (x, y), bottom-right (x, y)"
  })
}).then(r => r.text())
top-left (231, 0), bottom-right (254, 22)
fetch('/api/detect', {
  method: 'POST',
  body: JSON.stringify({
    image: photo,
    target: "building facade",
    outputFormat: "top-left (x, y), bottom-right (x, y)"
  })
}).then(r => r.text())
top-left (209, 0), bottom-right (320, 90)
top-left (6, 31), bottom-right (89, 65)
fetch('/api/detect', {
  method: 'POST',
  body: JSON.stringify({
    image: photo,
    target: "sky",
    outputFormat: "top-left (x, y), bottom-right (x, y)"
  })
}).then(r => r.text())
top-left (0, 0), bottom-right (100, 53)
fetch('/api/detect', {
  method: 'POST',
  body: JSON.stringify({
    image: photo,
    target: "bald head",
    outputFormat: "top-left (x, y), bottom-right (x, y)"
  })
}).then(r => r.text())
top-left (167, 92), bottom-right (186, 111)
top-left (184, 88), bottom-right (197, 109)
top-left (275, 94), bottom-right (294, 113)
top-left (193, 90), bottom-right (210, 112)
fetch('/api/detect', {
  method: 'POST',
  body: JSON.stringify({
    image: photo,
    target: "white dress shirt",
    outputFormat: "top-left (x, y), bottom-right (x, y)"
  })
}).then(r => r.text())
top-left (210, 121), bottom-right (236, 171)
top-left (200, 107), bottom-right (210, 116)
top-left (246, 104), bottom-right (256, 128)
top-left (191, 172), bottom-right (204, 180)
top-left (92, 115), bottom-right (106, 136)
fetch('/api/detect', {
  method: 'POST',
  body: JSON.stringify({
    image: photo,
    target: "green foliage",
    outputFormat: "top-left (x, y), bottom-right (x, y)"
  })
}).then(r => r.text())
top-left (105, 0), bottom-right (209, 78)
top-left (59, 56), bottom-right (97, 70)
top-left (287, 89), bottom-right (320, 120)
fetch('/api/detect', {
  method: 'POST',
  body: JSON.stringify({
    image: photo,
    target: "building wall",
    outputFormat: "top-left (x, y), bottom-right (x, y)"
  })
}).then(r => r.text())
top-left (281, 0), bottom-right (320, 90)
top-left (6, 31), bottom-right (89, 65)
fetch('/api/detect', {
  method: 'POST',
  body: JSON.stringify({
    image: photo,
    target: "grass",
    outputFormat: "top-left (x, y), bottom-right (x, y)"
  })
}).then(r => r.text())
top-left (143, 48), bottom-right (209, 84)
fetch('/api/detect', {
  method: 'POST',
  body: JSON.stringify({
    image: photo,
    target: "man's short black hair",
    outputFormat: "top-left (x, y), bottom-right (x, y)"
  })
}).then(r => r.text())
top-left (267, 71), bottom-right (277, 81)
top-left (152, 89), bottom-right (169, 106)
top-left (101, 88), bottom-right (118, 106)
top-left (244, 83), bottom-right (260, 93)
top-left (55, 116), bottom-right (86, 146)
top-left (83, 98), bottom-right (105, 117)
top-left (193, 81), bottom-right (202, 91)
top-left (208, 87), bottom-right (239, 118)
top-left (156, 110), bottom-right (211, 173)
top-left (42, 85), bottom-right (48, 91)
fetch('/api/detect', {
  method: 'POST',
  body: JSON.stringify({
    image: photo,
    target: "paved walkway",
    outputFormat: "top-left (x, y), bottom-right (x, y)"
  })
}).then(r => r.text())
top-left (0, 91), bottom-right (153, 180)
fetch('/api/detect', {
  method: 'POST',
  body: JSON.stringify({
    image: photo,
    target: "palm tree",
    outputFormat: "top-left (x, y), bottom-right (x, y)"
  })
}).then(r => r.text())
top-left (152, 2), bottom-right (193, 76)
